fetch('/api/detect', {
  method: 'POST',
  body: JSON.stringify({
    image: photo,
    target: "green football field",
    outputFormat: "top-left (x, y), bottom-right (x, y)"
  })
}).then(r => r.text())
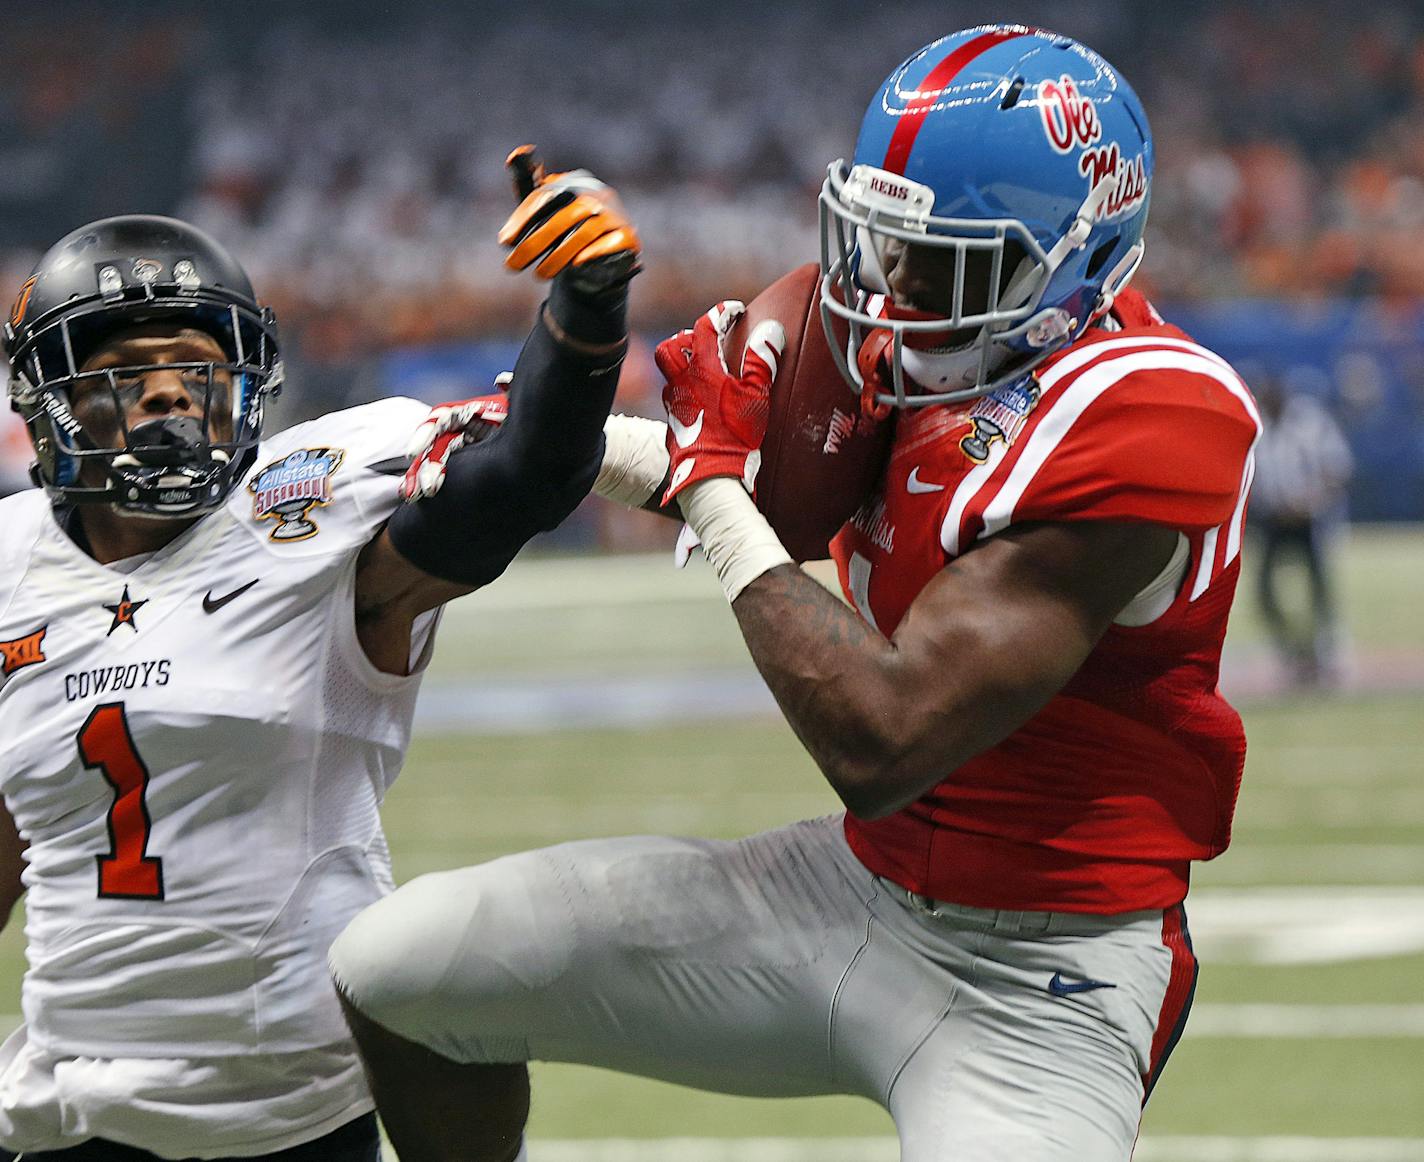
top-left (2, 525), bottom-right (1421, 1158)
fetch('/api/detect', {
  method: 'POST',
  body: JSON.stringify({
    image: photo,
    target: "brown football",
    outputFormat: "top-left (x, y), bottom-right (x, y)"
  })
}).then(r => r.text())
top-left (720, 263), bottom-right (893, 561)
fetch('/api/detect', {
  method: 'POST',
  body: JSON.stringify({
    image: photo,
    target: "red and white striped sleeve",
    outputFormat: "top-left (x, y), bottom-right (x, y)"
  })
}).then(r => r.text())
top-left (983, 340), bottom-right (1261, 536)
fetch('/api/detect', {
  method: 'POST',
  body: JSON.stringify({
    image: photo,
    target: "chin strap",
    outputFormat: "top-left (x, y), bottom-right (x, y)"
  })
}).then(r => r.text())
top-left (1088, 240), bottom-right (1146, 322)
top-left (854, 328), bottom-right (895, 420)
top-left (1037, 171), bottom-right (1122, 287)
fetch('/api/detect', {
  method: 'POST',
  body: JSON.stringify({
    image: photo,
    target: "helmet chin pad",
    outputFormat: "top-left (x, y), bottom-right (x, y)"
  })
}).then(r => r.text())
top-left (869, 301), bottom-right (1012, 394)
top-left (901, 342), bottom-right (1009, 392)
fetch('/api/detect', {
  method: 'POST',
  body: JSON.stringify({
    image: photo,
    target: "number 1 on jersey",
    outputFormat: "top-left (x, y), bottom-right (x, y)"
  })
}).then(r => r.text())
top-left (78, 702), bottom-right (164, 899)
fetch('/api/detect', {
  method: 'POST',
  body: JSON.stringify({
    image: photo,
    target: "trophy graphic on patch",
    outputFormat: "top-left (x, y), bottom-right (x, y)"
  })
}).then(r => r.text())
top-left (959, 380), bottom-right (1042, 463)
top-left (959, 416), bottom-right (1007, 464)
top-left (249, 447), bottom-right (345, 541)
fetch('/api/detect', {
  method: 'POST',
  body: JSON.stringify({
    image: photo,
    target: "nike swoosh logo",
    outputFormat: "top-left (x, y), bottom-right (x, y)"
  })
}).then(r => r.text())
top-left (668, 409), bottom-right (705, 449)
top-left (202, 579), bottom-right (259, 614)
top-left (906, 466), bottom-right (946, 494)
top-left (1048, 972), bottom-right (1117, 997)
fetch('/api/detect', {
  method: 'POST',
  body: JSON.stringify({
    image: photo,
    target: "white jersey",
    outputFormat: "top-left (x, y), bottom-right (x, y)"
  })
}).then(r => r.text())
top-left (0, 396), bottom-right (436, 1155)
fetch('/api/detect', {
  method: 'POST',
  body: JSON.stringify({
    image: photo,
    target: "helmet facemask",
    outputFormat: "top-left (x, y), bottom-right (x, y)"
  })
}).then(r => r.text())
top-left (11, 300), bottom-right (281, 519)
top-left (820, 161), bottom-right (1129, 412)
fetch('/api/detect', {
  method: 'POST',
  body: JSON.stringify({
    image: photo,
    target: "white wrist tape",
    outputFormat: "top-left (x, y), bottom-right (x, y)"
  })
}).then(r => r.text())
top-left (679, 477), bottom-right (793, 603)
top-left (594, 414), bottom-right (670, 508)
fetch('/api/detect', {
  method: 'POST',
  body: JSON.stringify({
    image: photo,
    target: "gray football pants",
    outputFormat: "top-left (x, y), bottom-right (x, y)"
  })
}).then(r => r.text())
top-left (329, 816), bottom-right (1196, 1161)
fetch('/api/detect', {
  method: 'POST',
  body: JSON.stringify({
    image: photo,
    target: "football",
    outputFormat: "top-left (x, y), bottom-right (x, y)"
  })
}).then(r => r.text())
top-left (720, 263), bottom-right (893, 561)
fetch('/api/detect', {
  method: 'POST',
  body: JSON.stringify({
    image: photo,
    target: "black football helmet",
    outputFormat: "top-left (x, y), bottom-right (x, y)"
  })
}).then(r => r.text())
top-left (3, 214), bottom-right (282, 517)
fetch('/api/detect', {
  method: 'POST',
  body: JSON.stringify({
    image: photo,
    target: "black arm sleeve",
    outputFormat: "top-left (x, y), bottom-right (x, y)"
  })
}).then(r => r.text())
top-left (386, 286), bottom-right (625, 588)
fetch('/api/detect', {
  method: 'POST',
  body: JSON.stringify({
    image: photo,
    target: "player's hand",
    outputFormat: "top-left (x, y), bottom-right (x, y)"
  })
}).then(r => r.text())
top-left (654, 300), bottom-right (785, 503)
top-left (400, 387), bottom-right (510, 501)
top-left (497, 145), bottom-right (641, 298)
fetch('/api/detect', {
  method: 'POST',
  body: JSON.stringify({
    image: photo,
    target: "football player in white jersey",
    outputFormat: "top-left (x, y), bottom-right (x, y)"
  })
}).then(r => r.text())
top-left (0, 152), bottom-right (641, 1160)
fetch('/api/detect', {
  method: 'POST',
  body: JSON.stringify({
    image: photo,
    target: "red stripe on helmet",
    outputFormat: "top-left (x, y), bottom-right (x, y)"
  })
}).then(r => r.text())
top-left (882, 27), bottom-right (1030, 175)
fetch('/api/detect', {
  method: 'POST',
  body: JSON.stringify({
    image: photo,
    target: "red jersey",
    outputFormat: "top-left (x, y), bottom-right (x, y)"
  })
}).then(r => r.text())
top-left (830, 291), bottom-right (1261, 914)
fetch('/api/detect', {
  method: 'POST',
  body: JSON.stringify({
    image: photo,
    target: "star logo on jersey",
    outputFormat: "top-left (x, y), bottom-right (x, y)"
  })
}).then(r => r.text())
top-left (249, 447), bottom-right (345, 542)
top-left (959, 380), bottom-right (1041, 463)
top-left (104, 586), bottom-right (148, 636)
top-left (0, 625), bottom-right (47, 686)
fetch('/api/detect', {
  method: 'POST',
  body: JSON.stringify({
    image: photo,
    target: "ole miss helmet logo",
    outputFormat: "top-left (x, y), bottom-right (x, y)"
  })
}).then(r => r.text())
top-left (1038, 74), bottom-right (1148, 222)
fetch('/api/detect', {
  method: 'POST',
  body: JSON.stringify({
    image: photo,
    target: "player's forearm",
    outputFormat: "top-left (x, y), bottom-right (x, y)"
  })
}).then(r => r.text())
top-left (679, 478), bottom-right (985, 818)
top-left (384, 281), bottom-right (628, 590)
top-left (501, 278), bottom-right (627, 478)
top-left (732, 565), bottom-right (911, 815)
top-left (730, 567), bottom-right (983, 819)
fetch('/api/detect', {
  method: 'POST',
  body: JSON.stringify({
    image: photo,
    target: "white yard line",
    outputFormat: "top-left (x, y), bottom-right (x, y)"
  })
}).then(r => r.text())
top-left (1181, 886), bottom-right (1424, 964)
top-left (522, 1139), bottom-right (1424, 1162)
top-left (1134, 1142), bottom-right (1424, 1162)
top-left (414, 671), bottom-right (778, 733)
top-left (1188, 1004), bottom-right (1424, 1037)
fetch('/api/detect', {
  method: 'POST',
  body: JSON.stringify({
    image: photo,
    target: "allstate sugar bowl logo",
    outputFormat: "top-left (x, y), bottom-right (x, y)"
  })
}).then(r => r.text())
top-left (249, 447), bottom-right (345, 541)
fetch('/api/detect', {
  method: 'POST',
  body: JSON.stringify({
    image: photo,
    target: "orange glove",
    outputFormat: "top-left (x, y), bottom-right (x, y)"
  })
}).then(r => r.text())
top-left (497, 145), bottom-right (641, 296)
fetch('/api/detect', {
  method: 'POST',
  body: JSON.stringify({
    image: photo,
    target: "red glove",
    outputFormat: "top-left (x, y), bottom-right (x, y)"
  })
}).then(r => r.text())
top-left (400, 389), bottom-right (509, 501)
top-left (654, 301), bottom-right (785, 504)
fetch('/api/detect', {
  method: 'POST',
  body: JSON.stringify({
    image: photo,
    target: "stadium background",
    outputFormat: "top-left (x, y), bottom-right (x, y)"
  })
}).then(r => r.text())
top-left (2, 1), bottom-right (1422, 1157)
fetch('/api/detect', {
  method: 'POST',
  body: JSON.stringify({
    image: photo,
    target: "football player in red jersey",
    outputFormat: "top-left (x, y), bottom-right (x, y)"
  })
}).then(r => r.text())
top-left (332, 28), bottom-right (1261, 1162)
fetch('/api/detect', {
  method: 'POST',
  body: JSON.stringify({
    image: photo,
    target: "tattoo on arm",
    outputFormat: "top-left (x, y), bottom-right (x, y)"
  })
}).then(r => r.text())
top-left (731, 565), bottom-right (896, 780)
top-left (735, 565), bottom-right (875, 651)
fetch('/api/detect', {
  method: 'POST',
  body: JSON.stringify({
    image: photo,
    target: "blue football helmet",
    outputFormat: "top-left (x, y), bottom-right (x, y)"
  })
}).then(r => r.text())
top-left (820, 25), bottom-right (1153, 411)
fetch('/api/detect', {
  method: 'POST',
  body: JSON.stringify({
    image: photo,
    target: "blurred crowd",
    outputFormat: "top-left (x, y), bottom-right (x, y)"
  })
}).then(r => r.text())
top-left (5, 1), bottom-right (1424, 365)
top-left (1, 0), bottom-right (1422, 525)
top-left (165, 1), bottom-right (1424, 353)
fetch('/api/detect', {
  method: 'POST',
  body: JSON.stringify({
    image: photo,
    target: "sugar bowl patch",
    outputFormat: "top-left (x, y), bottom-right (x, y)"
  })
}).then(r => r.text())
top-left (249, 447), bottom-right (345, 541)
top-left (959, 381), bottom-right (1041, 464)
